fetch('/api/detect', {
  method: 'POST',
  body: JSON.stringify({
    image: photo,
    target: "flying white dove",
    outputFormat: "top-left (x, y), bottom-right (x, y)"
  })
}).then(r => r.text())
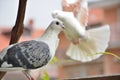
top-left (0, 19), bottom-right (65, 80)
top-left (52, 0), bottom-right (110, 62)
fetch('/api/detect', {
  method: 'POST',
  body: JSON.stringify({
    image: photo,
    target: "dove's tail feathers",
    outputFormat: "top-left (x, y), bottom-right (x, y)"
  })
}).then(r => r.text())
top-left (66, 25), bottom-right (110, 62)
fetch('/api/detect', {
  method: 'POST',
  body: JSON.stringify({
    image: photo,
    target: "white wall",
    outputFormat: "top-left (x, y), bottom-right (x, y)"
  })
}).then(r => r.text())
top-left (0, 0), bottom-right (62, 29)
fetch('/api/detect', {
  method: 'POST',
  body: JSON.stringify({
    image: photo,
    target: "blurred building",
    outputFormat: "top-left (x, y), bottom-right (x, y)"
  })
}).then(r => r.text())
top-left (0, 0), bottom-right (120, 80)
top-left (0, 19), bottom-right (45, 80)
top-left (56, 0), bottom-right (120, 79)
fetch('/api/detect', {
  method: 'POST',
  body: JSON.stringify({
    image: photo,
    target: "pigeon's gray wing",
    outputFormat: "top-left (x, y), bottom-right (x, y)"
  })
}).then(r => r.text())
top-left (0, 40), bottom-right (51, 69)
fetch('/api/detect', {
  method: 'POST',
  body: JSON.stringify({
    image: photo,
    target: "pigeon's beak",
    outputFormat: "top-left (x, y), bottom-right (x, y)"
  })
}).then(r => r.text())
top-left (61, 24), bottom-right (65, 29)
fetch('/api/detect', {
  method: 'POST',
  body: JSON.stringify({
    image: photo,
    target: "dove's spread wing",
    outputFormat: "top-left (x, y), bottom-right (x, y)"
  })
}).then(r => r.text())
top-left (0, 40), bottom-right (51, 70)
top-left (76, 0), bottom-right (88, 27)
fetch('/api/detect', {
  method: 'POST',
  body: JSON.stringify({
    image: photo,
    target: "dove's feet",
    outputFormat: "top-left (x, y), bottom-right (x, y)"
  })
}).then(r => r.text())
top-left (72, 38), bottom-right (80, 45)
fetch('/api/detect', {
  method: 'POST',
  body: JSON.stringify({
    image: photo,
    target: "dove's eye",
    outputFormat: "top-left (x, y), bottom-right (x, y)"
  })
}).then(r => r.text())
top-left (56, 21), bottom-right (59, 25)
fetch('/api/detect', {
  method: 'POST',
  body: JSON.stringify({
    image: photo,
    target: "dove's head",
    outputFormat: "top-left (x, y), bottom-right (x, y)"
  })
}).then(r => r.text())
top-left (52, 10), bottom-right (62, 18)
top-left (52, 10), bottom-right (73, 21)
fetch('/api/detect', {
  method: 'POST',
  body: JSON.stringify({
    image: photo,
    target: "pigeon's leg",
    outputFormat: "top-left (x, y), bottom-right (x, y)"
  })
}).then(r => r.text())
top-left (22, 70), bottom-right (34, 80)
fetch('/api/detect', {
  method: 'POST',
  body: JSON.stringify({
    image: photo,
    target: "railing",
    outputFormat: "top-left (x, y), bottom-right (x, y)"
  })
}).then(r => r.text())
top-left (65, 74), bottom-right (120, 80)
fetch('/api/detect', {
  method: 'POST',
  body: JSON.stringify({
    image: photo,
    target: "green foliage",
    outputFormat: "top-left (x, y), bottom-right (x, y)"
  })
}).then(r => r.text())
top-left (37, 57), bottom-right (58, 80)
top-left (37, 69), bottom-right (50, 80)
top-left (42, 57), bottom-right (58, 80)
top-left (42, 70), bottom-right (50, 80)
top-left (49, 56), bottom-right (58, 64)
top-left (96, 52), bottom-right (120, 60)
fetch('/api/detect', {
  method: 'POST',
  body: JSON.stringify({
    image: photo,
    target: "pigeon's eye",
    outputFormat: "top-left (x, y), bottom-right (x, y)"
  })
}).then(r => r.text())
top-left (56, 21), bottom-right (59, 25)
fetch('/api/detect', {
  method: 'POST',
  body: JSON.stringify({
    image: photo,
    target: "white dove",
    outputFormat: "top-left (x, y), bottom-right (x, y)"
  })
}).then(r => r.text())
top-left (0, 19), bottom-right (65, 80)
top-left (52, 0), bottom-right (110, 62)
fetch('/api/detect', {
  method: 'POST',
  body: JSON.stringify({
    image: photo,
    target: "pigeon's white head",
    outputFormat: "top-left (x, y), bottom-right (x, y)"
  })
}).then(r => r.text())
top-left (50, 19), bottom-right (65, 30)
top-left (52, 10), bottom-right (73, 21)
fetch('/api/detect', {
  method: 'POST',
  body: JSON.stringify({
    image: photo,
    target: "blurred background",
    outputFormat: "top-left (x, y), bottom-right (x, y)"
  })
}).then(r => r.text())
top-left (0, 0), bottom-right (120, 80)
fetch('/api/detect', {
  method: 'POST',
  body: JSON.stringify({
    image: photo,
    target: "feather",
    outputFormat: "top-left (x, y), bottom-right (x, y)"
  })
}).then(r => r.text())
top-left (0, 19), bottom-right (64, 71)
top-left (52, 9), bottom-right (110, 62)
top-left (76, 0), bottom-right (88, 27)
top-left (66, 25), bottom-right (110, 62)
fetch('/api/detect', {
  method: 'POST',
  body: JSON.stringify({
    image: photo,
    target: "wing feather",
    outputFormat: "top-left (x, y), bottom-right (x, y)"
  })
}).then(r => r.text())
top-left (0, 40), bottom-right (51, 70)
top-left (76, 0), bottom-right (88, 27)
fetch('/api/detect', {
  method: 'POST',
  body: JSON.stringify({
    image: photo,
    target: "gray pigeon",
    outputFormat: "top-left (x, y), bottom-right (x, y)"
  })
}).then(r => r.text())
top-left (0, 19), bottom-right (65, 80)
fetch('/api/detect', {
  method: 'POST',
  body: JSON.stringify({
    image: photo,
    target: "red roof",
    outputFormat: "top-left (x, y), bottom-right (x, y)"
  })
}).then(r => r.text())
top-left (0, 34), bottom-right (9, 50)
top-left (0, 28), bottom-right (45, 51)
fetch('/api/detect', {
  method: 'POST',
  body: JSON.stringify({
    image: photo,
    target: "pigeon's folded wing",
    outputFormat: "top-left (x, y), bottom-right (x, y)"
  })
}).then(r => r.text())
top-left (0, 40), bottom-right (51, 70)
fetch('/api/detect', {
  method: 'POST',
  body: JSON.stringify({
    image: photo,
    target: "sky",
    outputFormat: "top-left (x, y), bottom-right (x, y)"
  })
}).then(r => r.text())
top-left (0, 0), bottom-right (99, 29)
top-left (0, 0), bottom-right (62, 29)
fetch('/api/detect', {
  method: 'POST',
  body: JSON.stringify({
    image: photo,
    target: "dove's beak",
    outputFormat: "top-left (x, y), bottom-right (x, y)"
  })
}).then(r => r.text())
top-left (52, 10), bottom-right (60, 18)
top-left (52, 12), bottom-right (57, 18)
